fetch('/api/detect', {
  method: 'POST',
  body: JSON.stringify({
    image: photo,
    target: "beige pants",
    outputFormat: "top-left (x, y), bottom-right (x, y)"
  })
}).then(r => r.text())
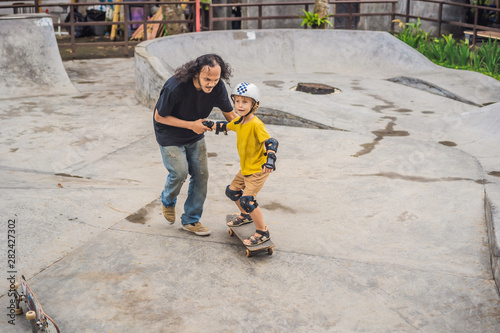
top-left (230, 170), bottom-right (269, 197)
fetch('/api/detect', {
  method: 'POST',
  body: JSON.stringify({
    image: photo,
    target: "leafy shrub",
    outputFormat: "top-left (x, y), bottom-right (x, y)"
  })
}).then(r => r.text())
top-left (392, 19), bottom-right (500, 80)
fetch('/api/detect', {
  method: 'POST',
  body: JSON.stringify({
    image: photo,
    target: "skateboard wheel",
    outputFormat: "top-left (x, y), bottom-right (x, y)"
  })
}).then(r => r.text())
top-left (267, 248), bottom-right (273, 255)
top-left (26, 311), bottom-right (36, 321)
top-left (228, 229), bottom-right (234, 236)
top-left (14, 282), bottom-right (19, 290)
top-left (14, 308), bottom-right (23, 315)
top-left (246, 249), bottom-right (252, 257)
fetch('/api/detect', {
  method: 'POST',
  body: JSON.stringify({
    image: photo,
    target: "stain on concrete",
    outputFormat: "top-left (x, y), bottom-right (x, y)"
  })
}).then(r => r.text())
top-left (125, 199), bottom-right (159, 224)
top-left (397, 211), bottom-right (419, 222)
top-left (33, 125), bottom-right (55, 133)
top-left (73, 94), bottom-right (90, 99)
top-left (208, 152), bottom-right (218, 158)
top-left (126, 207), bottom-right (149, 224)
top-left (263, 80), bottom-right (284, 88)
top-left (260, 201), bottom-right (297, 214)
top-left (439, 141), bottom-right (457, 147)
top-left (351, 80), bottom-right (365, 91)
top-left (72, 136), bottom-right (97, 146)
top-left (488, 171), bottom-right (500, 177)
top-left (55, 173), bottom-right (86, 179)
top-left (10, 148), bottom-right (18, 152)
top-left (352, 172), bottom-right (490, 184)
top-left (369, 95), bottom-right (396, 113)
top-left (353, 119), bottom-right (409, 157)
top-left (422, 111), bottom-right (434, 114)
top-left (396, 108), bottom-right (412, 113)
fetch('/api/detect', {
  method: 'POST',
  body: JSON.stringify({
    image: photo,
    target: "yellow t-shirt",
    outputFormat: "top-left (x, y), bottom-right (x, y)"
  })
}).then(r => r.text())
top-left (227, 117), bottom-right (271, 176)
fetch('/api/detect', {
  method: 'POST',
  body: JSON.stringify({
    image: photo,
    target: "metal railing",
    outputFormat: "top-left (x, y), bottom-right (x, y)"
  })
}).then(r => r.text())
top-left (399, 0), bottom-right (500, 46)
top-left (0, 0), bottom-right (198, 56)
top-left (0, 0), bottom-right (499, 56)
top-left (209, 0), bottom-right (397, 31)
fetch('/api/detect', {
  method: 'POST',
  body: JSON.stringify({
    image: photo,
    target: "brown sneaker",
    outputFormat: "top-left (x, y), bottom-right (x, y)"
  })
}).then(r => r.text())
top-left (182, 222), bottom-right (211, 236)
top-left (162, 205), bottom-right (175, 224)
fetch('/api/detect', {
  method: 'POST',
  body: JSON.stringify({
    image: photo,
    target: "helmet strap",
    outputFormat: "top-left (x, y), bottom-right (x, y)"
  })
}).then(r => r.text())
top-left (233, 100), bottom-right (259, 125)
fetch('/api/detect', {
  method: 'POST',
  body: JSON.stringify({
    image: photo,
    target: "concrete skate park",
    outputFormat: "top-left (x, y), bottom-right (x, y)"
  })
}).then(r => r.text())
top-left (1, 13), bottom-right (500, 332)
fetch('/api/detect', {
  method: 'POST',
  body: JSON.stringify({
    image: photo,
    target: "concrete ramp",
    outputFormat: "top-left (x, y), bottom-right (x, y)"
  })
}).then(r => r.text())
top-left (135, 29), bottom-right (500, 110)
top-left (0, 14), bottom-right (76, 98)
top-left (460, 103), bottom-right (500, 140)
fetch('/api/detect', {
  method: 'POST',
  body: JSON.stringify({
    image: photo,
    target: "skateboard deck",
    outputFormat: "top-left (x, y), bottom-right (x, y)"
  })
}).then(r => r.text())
top-left (226, 214), bottom-right (275, 257)
top-left (14, 275), bottom-right (60, 333)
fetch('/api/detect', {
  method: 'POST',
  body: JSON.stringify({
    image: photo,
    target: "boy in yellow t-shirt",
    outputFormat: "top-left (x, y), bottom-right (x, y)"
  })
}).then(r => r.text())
top-left (206, 82), bottom-right (278, 246)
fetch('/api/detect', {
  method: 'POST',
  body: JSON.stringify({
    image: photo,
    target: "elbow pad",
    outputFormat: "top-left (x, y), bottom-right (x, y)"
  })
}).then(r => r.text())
top-left (264, 138), bottom-right (279, 154)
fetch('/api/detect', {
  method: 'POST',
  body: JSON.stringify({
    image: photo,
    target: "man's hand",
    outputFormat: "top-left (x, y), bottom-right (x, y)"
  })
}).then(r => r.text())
top-left (191, 119), bottom-right (211, 134)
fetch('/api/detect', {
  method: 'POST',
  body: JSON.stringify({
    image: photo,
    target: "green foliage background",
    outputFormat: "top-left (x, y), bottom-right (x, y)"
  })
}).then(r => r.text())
top-left (393, 19), bottom-right (500, 80)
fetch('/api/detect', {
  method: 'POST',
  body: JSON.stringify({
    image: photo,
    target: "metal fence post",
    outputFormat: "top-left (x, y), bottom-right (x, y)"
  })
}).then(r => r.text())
top-left (391, 2), bottom-right (396, 32)
top-left (437, 2), bottom-right (443, 37)
top-left (258, 4), bottom-right (262, 29)
top-left (406, 0), bottom-right (410, 23)
top-left (473, 4), bottom-right (478, 46)
top-left (348, 3), bottom-right (353, 29)
top-left (209, 3), bottom-right (213, 30)
top-left (143, 3), bottom-right (148, 40)
top-left (195, 0), bottom-right (200, 32)
top-left (123, 4), bottom-right (130, 56)
top-left (70, 4), bottom-right (75, 57)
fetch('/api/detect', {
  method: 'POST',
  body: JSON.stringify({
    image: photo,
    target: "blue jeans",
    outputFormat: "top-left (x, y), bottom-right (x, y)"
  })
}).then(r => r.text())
top-left (159, 138), bottom-right (209, 225)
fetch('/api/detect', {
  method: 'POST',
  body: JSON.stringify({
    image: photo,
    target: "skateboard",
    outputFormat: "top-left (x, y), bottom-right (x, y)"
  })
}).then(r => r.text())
top-left (226, 214), bottom-right (275, 257)
top-left (13, 275), bottom-right (60, 333)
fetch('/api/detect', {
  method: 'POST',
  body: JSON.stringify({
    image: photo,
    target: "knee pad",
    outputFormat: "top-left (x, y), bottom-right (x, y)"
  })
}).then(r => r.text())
top-left (225, 185), bottom-right (243, 201)
top-left (240, 196), bottom-right (258, 213)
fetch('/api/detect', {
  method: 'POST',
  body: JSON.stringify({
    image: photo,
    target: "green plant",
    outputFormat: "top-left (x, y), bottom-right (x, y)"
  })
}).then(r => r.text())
top-left (456, 39), bottom-right (472, 68)
top-left (392, 18), bottom-right (431, 49)
top-left (428, 37), bottom-right (447, 65)
top-left (392, 19), bottom-right (500, 80)
top-left (299, 9), bottom-right (333, 28)
top-left (479, 38), bottom-right (500, 74)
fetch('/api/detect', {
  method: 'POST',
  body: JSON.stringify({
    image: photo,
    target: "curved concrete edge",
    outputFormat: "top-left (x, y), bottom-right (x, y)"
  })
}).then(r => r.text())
top-left (0, 14), bottom-right (77, 98)
top-left (134, 29), bottom-right (439, 109)
top-left (485, 192), bottom-right (500, 295)
top-left (134, 41), bottom-right (173, 109)
top-left (135, 29), bottom-right (500, 110)
top-left (446, 102), bottom-right (500, 295)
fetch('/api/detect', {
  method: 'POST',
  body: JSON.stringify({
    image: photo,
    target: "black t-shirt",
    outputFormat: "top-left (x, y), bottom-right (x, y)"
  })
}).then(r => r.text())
top-left (154, 76), bottom-right (233, 146)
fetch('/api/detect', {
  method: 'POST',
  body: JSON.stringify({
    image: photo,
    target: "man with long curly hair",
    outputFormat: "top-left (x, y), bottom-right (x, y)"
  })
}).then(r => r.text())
top-left (154, 54), bottom-right (237, 236)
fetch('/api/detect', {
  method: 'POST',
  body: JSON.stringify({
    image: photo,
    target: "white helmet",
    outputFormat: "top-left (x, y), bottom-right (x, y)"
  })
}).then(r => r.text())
top-left (231, 82), bottom-right (260, 103)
